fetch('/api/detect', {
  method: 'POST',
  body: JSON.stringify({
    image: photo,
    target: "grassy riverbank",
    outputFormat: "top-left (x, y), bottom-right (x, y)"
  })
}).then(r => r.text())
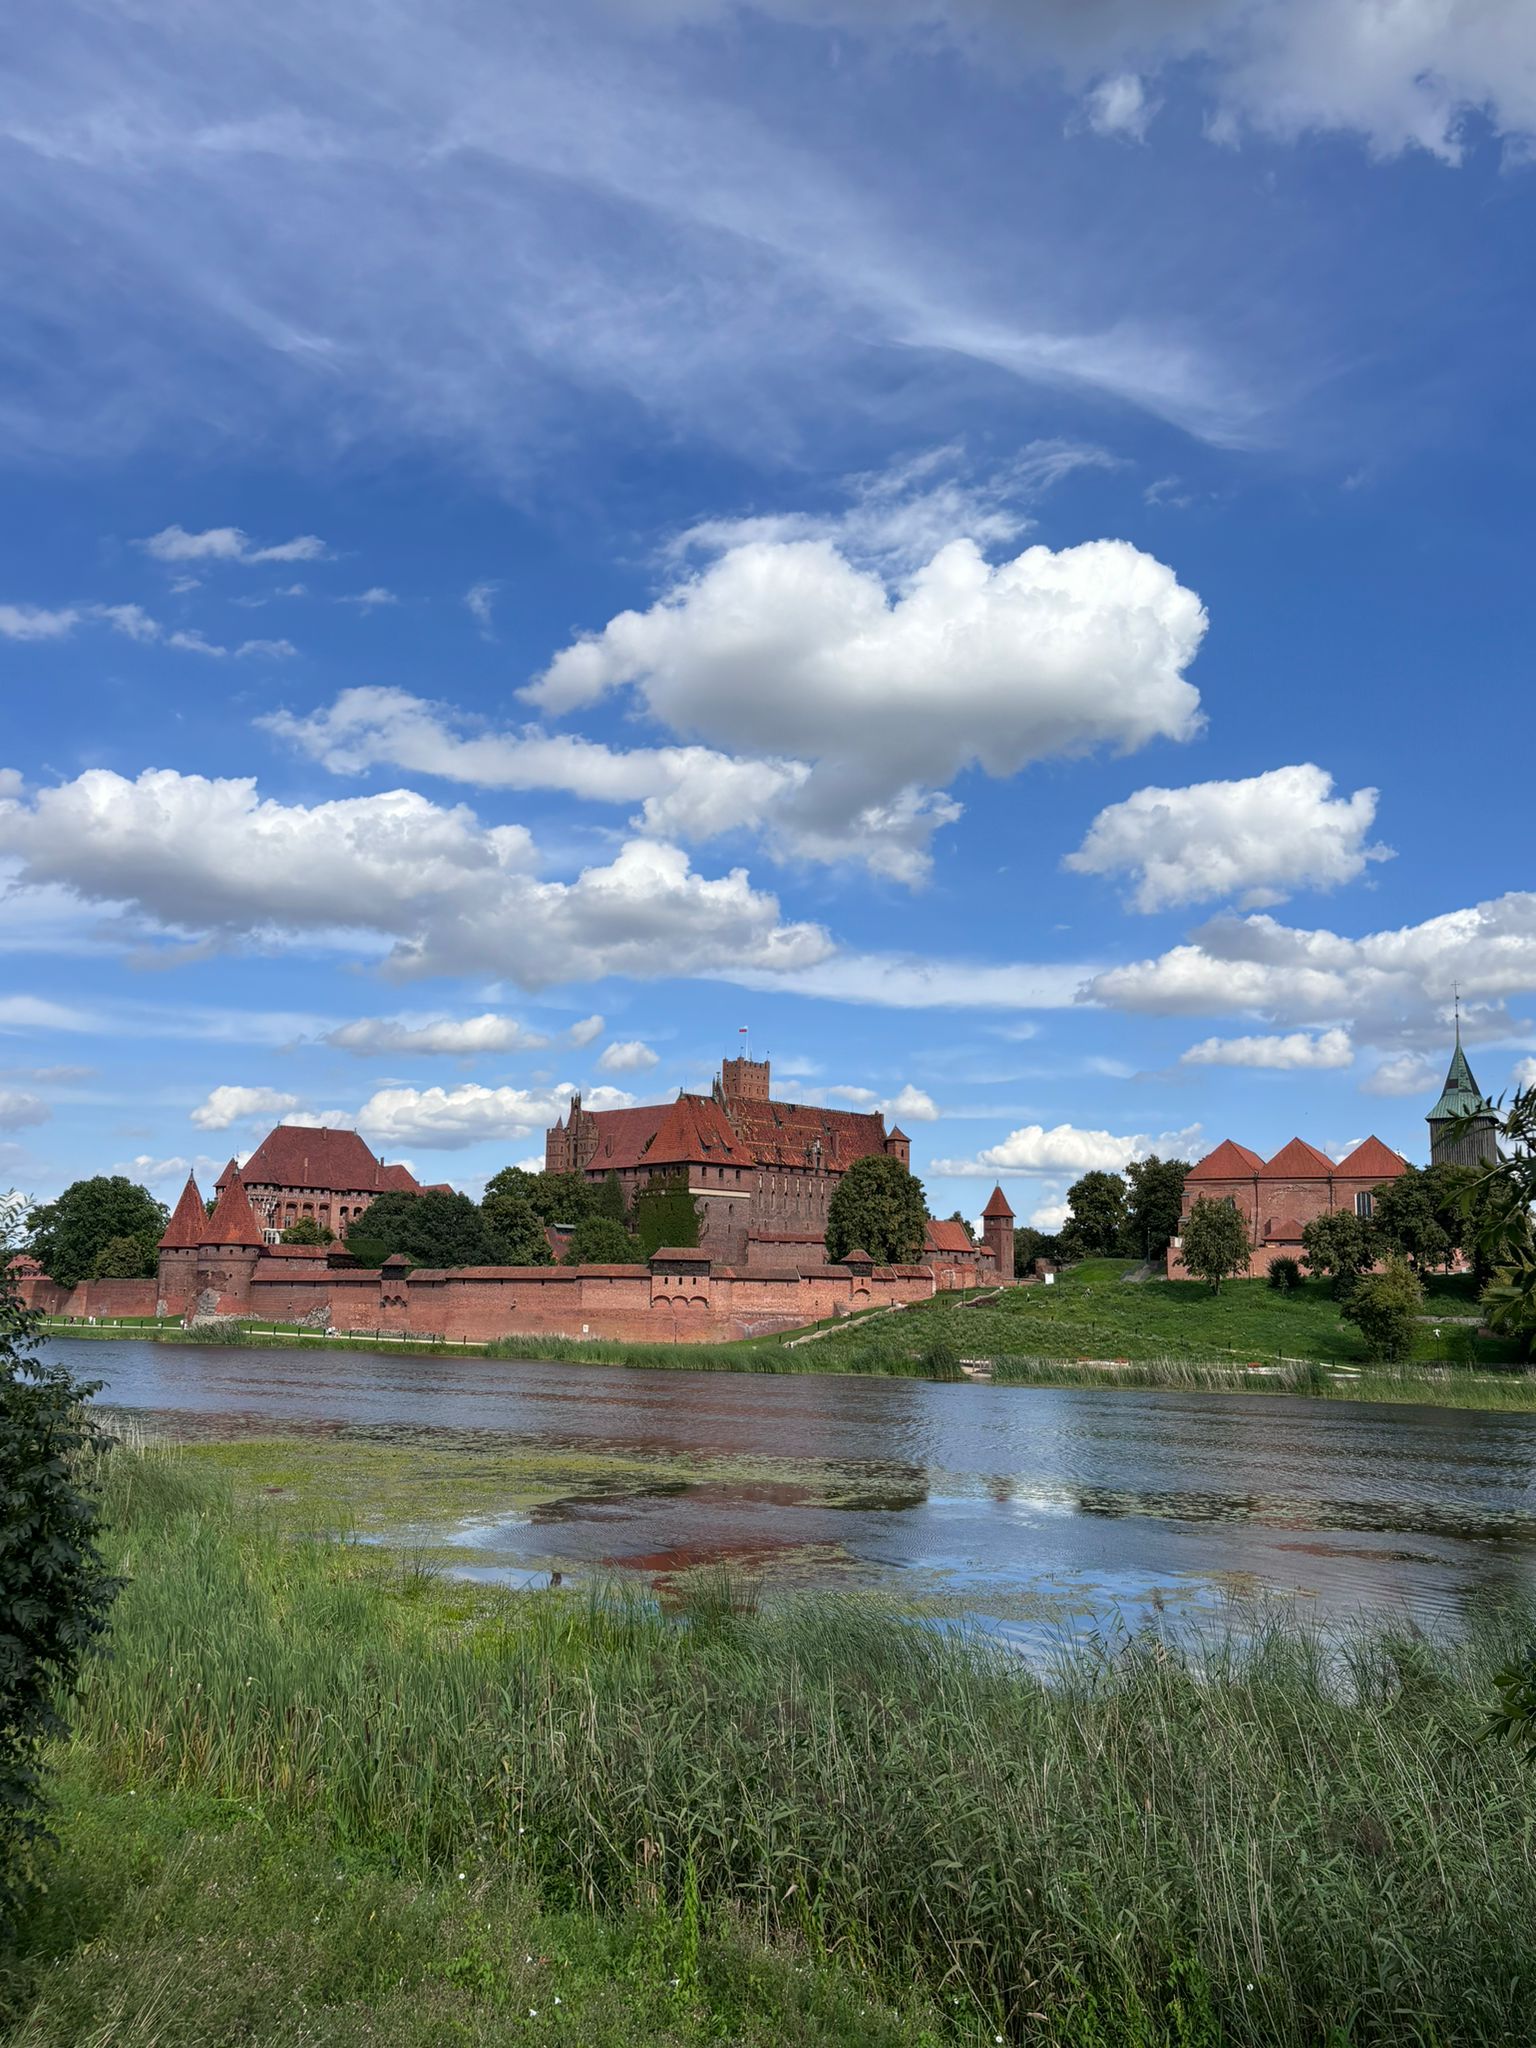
top-left (4, 1440), bottom-right (1536, 2047)
top-left (39, 1262), bottom-right (1536, 1409)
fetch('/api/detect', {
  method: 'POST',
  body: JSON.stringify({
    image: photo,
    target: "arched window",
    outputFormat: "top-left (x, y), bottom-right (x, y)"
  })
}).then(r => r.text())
top-left (1355, 1190), bottom-right (1374, 1220)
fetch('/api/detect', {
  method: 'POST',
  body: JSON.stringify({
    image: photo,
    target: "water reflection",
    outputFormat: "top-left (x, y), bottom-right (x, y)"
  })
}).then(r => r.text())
top-left (60, 1336), bottom-right (1536, 1635)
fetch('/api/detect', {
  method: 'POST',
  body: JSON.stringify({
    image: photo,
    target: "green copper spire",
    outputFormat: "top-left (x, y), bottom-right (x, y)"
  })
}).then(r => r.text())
top-left (1426, 1026), bottom-right (1495, 1126)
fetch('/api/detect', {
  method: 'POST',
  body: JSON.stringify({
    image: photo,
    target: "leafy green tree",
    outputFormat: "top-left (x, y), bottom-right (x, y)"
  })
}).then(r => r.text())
top-left (482, 1190), bottom-right (552, 1266)
top-left (825, 1155), bottom-right (929, 1265)
top-left (1460, 1085), bottom-right (1536, 1353)
top-left (1011, 1226), bottom-right (1052, 1276)
top-left (1341, 1258), bottom-right (1423, 1361)
top-left (279, 1217), bottom-right (333, 1246)
top-left (484, 1167), bottom-right (598, 1230)
top-left (344, 1190), bottom-right (505, 1269)
top-left (1122, 1156), bottom-right (1189, 1260)
top-left (561, 1215), bottom-right (641, 1265)
top-left (632, 1172), bottom-right (701, 1260)
top-left (1179, 1197), bottom-right (1251, 1293)
top-left (594, 1171), bottom-right (629, 1223)
top-left (1369, 1168), bottom-right (1452, 1273)
top-left (1063, 1171), bottom-right (1128, 1258)
top-left (90, 1231), bottom-right (161, 1280)
top-left (27, 1177), bottom-right (169, 1290)
top-left (1300, 1209), bottom-right (1373, 1296)
top-left (1, 1201), bottom-right (120, 1938)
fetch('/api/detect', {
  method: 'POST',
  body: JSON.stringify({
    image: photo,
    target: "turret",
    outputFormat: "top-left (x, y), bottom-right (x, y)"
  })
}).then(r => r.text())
top-left (884, 1124), bottom-right (911, 1168)
top-left (157, 1172), bottom-right (207, 1316)
top-left (981, 1184), bottom-right (1015, 1282)
top-left (196, 1166), bottom-right (265, 1315)
top-left (1427, 1026), bottom-right (1499, 1169)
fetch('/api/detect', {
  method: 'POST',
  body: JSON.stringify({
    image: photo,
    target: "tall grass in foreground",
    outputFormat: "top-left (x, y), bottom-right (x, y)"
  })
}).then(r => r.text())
top-left (53, 1442), bottom-right (1536, 2045)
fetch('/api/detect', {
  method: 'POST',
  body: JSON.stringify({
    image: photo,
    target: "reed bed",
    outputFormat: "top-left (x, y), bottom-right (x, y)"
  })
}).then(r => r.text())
top-left (48, 1441), bottom-right (1536, 2046)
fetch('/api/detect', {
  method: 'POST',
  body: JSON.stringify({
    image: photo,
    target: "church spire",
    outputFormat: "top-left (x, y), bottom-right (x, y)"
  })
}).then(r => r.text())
top-left (1427, 1010), bottom-right (1498, 1169)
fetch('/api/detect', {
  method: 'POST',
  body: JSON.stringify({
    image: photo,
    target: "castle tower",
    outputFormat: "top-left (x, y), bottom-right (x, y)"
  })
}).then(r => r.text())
top-left (717, 1054), bottom-right (771, 1106)
top-left (1427, 1024), bottom-right (1499, 1169)
top-left (884, 1125), bottom-right (911, 1168)
top-left (981, 1184), bottom-right (1015, 1282)
top-left (157, 1171), bottom-right (207, 1315)
top-left (197, 1165), bottom-right (265, 1314)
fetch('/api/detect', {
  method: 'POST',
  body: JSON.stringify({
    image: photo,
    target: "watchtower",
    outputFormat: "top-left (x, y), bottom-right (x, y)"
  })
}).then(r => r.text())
top-left (1426, 1024), bottom-right (1499, 1169)
top-left (981, 1184), bottom-right (1015, 1282)
top-left (718, 1054), bottom-right (771, 1106)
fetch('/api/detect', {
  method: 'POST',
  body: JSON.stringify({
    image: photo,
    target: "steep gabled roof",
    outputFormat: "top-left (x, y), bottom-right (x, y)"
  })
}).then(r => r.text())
top-left (203, 1168), bottom-right (264, 1246)
top-left (1336, 1135), bottom-right (1409, 1181)
top-left (1260, 1137), bottom-right (1337, 1179)
top-left (982, 1184), bottom-right (1015, 1219)
top-left (576, 1102), bottom-right (673, 1171)
top-left (159, 1174), bottom-right (208, 1249)
top-left (241, 1125), bottom-right (422, 1196)
top-left (1186, 1139), bottom-right (1265, 1180)
top-left (925, 1219), bottom-right (977, 1255)
top-left (726, 1095), bottom-right (888, 1170)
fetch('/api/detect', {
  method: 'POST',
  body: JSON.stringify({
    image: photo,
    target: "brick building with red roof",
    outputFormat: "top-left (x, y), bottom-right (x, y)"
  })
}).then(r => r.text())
top-left (1168, 1132), bottom-right (1410, 1279)
top-left (223, 1125), bottom-right (451, 1244)
top-left (545, 1055), bottom-right (917, 1263)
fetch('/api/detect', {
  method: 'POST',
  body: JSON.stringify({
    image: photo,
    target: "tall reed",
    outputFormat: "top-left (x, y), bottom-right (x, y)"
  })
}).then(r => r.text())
top-left (74, 1443), bottom-right (1536, 2046)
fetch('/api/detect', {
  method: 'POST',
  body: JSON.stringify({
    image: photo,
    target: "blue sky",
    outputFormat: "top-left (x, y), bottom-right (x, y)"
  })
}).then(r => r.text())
top-left (3, 0), bottom-right (1535, 1231)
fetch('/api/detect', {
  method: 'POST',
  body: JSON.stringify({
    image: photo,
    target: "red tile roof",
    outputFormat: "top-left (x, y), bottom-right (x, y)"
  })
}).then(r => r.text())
top-left (925, 1219), bottom-right (978, 1254)
top-left (571, 1088), bottom-right (891, 1176)
top-left (729, 1096), bottom-right (887, 1169)
top-left (159, 1174), bottom-right (208, 1249)
top-left (241, 1124), bottom-right (422, 1196)
top-left (1266, 1215), bottom-right (1306, 1242)
top-left (1260, 1137), bottom-right (1338, 1179)
top-left (982, 1184), bottom-right (1014, 1219)
top-left (1186, 1140), bottom-right (1266, 1180)
top-left (1336, 1136), bottom-right (1409, 1181)
top-left (204, 1168), bottom-right (264, 1246)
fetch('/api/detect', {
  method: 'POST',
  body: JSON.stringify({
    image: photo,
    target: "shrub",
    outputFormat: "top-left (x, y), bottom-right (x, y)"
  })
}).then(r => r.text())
top-left (1267, 1256), bottom-right (1303, 1293)
top-left (1341, 1258), bottom-right (1424, 1362)
top-left (0, 1206), bottom-right (120, 1940)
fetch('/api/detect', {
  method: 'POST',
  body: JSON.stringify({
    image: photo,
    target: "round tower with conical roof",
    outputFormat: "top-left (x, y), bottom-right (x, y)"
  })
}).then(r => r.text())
top-left (981, 1184), bottom-right (1015, 1281)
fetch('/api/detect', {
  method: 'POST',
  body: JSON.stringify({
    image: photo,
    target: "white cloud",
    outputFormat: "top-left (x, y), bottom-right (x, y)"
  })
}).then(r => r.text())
top-left (0, 1089), bottom-right (49, 1131)
top-left (1180, 1026), bottom-right (1353, 1071)
top-left (1065, 764), bottom-right (1391, 913)
top-left (823, 1081), bottom-right (939, 1122)
top-left (0, 767), bottom-right (831, 988)
top-left (1083, 73), bottom-right (1155, 141)
top-left (568, 1013), bottom-right (604, 1046)
top-left (355, 1080), bottom-right (633, 1150)
top-left (1513, 1057), bottom-right (1536, 1091)
top-left (465, 582), bottom-right (500, 635)
top-left (1085, 891), bottom-right (1536, 1050)
top-left (0, 604), bottom-right (78, 641)
top-left (933, 1119), bottom-right (1202, 1177)
top-left (1028, 1195), bottom-right (1071, 1231)
top-left (139, 524), bottom-right (329, 565)
top-left (93, 602), bottom-right (161, 643)
top-left (726, 952), bottom-right (1091, 1010)
top-left (236, 637), bottom-right (298, 659)
top-left (165, 628), bottom-right (227, 656)
top-left (529, 535), bottom-right (1206, 881)
top-left (326, 1012), bottom-right (551, 1056)
top-left (0, 994), bottom-right (98, 1032)
top-left (263, 686), bottom-right (807, 861)
top-left (190, 1084), bottom-right (301, 1129)
top-left (597, 1038), bottom-right (660, 1073)
top-left (338, 587), bottom-right (398, 609)
top-left (1361, 1052), bottom-right (1440, 1098)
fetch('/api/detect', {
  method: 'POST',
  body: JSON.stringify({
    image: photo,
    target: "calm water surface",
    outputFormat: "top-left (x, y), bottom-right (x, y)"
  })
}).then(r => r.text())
top-left (58, 1337), bottom-right (1536, 1637)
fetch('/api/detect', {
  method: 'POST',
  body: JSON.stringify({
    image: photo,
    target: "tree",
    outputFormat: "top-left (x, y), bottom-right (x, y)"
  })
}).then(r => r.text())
top-left (1, 1198), bottom-right (120, 1939)
top-left (483, 1191), bottom-right (552, 1266)
top-left (1341, 1258), bottom-right (1423, 1362)
top-left (27, 1177), bottom-right (169, 1290)
top-left (1063, 1171), bottom-right (1128, 1258)
top-left (279, 1217), bottom-right (333, 1246)
top-left (632, 1172), bottom-right (701, 1260)
top-left (1179, 1197), bottom-right (1251, 1293)
top-left (1369, 1168), bottom-right (1452, 1273)
top-left (90, 1231), bottom-right (160, 1280)
top-left (1012, 1226), bottom-right (1052, 1276)
top-left (562, 1215), bottom-right (641, 1266)
top-left (825, 1155), bottom-right (929, 1266)
top-left (1267, 1255), bottom-right (1302, 1293)
top-left (1459, 1085), bottom-right (1536, 1353)
top-left (594, 1171), bottom-right (629, 1224)
top-left (1122, 1156), bottom-right (1189, 1260)
top-left (484, 1167), bottom-right (598, 1230)
top-left (1300, 1209), bottom-right (1373, 1296)
top-left (344, 1190), bottom-right (505, 1269)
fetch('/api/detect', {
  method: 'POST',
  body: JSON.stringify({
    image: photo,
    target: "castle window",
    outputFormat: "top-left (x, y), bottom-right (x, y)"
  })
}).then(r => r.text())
top-left (1355, 1191), bottom-right (1374, 1220)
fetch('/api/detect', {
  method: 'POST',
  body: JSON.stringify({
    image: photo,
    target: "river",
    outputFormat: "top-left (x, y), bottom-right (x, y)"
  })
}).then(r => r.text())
top-left (57, 1335), bottom-right (1536, 1640)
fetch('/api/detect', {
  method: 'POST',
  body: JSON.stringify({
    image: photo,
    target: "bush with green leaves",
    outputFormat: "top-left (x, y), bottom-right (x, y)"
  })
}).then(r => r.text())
top-left (0, 1200), bottom-right (119, 1941)
top-left (1301, 1209), bottom-right (1373, 1296)
top-left (279, 1217), bottom-right (333, 1246)
top-left (824, 1154), bottom-right (928, 1266)
top-left (1341, 1258), bottom-right (1423, 1362)
top-left (26, 1177), bottom-right (168, 1289)
top-left (345, 1190), bottom-right (506, 1270)
top-left (561, 1215), bottom-right (642, 1266)
top-left (1267, 1255), bottom-right (1303, 1293)
top-left (1180, 1196), bottom-right (1251, 1293)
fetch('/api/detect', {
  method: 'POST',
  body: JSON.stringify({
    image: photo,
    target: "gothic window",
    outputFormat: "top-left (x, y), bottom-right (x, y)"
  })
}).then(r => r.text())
top-left (1355, 1191), bottom-right (1374, 1219)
